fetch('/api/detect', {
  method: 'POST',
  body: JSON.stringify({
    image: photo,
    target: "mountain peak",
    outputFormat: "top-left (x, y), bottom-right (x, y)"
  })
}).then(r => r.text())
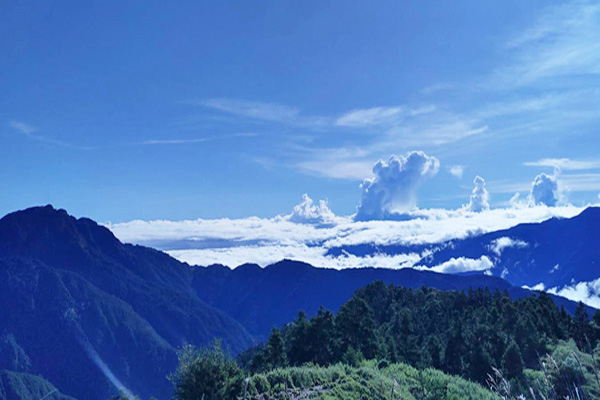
top-left (0, 205), bottom-right (123, 266)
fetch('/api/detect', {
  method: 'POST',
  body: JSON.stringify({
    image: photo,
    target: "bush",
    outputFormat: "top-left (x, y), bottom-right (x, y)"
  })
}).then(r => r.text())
top-left (169, 340), bottom-right (244, 400)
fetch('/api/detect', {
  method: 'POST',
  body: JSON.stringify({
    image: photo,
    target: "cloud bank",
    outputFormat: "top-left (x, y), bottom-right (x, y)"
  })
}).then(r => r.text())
top-left (547, 278), bottom-right (600, 309)
top-left (107, 205), bottom-right (582, 271)
top-left (355, 151), bottom-right (440, 221)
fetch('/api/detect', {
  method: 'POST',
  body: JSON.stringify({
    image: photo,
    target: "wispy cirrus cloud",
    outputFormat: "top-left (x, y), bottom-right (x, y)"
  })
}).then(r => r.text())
top-left (494, 0), bottom-right (600, 87)
top-left (198, 98), bottom-right (329, 127)
top-left (9, 120), bottom-right (36, 135)
top-left (524, 158), bottom-right (600, 171)
top-left (8, 120), bottom-right (92, 150)
top-left (140, 132), bottom-right (257, 146)
top-left (334, 105), bottom-right (435, 127)
top-left (142, 138), bottom-right (208, 145)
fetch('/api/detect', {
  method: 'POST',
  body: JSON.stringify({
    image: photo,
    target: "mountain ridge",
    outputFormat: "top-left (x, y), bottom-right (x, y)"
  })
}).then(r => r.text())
top-left (0, 205), bottom-right (596, 399)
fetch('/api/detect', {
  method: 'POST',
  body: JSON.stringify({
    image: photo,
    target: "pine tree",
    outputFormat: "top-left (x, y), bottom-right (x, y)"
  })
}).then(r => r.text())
top-left (336, 297), bottom-right (378, 359)
top-left (426, 337), bottom-right (442, 370)
top-left (307, 307), bottom-right (338, 365)
top-left (469, 341), bottom-right (494, 383)
top-left (288, 311), bottom-right (310, 365)
top-left (444, 324), bottom-right (465, 376)
top-left (502, 339), bottom-right (524, 379)
top-left (397, 313), bottom-right (420, 365)
top-left (573, 302), bottom-right (590, 350)
top-left (266, 328), bottom-right (286, 368)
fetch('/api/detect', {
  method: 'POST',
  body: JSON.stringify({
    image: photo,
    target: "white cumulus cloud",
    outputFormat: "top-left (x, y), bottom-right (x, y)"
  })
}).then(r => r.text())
top-left (287, 194), bottom-right (336, 226)
top-left (355, 151), bottom-right (440, 221)
top-left (466, 176), bottom-right (490, 212)
top-left (529, 173), bottom-right (559, 206)
top-left (449, 165), bottom-right (464, 179)
top-left (417, 256), bottom-right (494, 274)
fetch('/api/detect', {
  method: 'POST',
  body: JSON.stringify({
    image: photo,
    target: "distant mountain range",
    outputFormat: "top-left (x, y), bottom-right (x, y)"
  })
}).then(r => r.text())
top-left (0, 205), bottom-right (595, 400)
top-left (328, 207), bottom-right (600, 291)
top-left (191, 259), bottom-right (590, 341)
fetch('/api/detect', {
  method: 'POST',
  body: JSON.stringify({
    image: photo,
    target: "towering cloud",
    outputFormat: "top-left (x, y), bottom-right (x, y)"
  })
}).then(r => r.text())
top-left (355, 151), bottom-right (439, 220)
top-left (288, 194), bottom-right (336, 225)
top-left (529, 173), bottom-right (559, 206)
top-left (466, 176), bottom-right (490, 212)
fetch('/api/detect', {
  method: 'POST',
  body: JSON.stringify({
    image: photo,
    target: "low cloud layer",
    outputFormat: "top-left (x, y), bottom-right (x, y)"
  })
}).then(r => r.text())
top-left (547, 278), bottom-right (600, 309)
top-left (107, 205), bottom-right (582, 270)
top-left (417, 256), bottom-right (494, 274)
top-left (355, 151), bottom-right (439, 221)
top-left (466, 176), bottom-right (490, 212)
top-left (488, 237), bottom-right (528, 256)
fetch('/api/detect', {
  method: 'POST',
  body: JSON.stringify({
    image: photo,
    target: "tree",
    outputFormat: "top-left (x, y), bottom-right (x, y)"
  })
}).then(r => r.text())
top-left (573, 302), bottom-right (590, 350)
top-left (397, 313), bottom-right (420, 365)
top-left (468, 341), bottom-right (494, 383)
top-left (266, 328), bottom-right (286, 368)
top-left (307, 307), bottom-right (338, 365)
top-left (444, 324), bottom-right (465, 376)
top-left (287, 311), bottom-right (310, 365)
top-left (169, 340), bottom-right (243, 400)
top-left (502, 339), bottom-right (524, 379)
top-left (426, 337), bottom-right (442, 370)
top-left (336, 297), bottom-right (378, 359)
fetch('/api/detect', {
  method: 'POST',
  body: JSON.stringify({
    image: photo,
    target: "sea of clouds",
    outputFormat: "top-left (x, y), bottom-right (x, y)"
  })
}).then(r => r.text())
top-left (106, 151), bottom-right (598, 307)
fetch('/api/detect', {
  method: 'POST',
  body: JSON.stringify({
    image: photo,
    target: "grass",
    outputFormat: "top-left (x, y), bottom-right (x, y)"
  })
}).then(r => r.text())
top-left (243, 360), bottom-right (497, 400)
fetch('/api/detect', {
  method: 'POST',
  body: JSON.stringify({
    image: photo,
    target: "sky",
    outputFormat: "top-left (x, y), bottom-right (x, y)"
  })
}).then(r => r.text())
top-left (2, 0), bottom-right (600, 222)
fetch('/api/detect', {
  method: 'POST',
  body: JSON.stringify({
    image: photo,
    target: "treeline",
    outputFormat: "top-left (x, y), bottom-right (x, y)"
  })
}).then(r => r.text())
top-left (239, 282), bottom-right (600, 385)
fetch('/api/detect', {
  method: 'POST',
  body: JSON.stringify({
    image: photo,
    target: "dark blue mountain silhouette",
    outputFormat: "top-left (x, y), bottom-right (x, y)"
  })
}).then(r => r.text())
top-left (0, 205), bottom-right (254, 400)
top-left (422, 207), bottom-right (600, 288)
top-left (192, 259), bottom-right (591, 341)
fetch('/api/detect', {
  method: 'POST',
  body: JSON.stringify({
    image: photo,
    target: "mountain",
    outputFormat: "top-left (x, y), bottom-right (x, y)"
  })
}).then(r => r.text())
top-left (422, 207), bottom-right (600, 288)
top-left (191, 259), bottom-right (590, 341)
top-left (0, 206), bottom-right (254, 400)
top-left (327, 207), bottom-right (600, 291)
top-left (0, 205), bottom-right (593, 399)
top-left (0, 370), bottom-right (75, 400)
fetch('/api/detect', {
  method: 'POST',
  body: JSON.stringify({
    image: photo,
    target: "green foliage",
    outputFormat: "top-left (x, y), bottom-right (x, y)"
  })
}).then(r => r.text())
top-left (539, 339), bottom-right (600, 399)
top-left (242, 283), bottom-right (600, 387)
top-left (502, 339), bottom-right (524, 379)
top-left (266, 328), bottom-right (287, 369)
top-left (168, 340), bottom-right (244, 400)
top-left (240, 362), bottom-right (496, 400)
top-left (341, 346), bottom-right (364, 367)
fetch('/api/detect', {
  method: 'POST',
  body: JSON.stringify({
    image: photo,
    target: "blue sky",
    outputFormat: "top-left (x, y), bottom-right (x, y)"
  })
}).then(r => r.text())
top-left (2, 0), bottom-right (600, 221)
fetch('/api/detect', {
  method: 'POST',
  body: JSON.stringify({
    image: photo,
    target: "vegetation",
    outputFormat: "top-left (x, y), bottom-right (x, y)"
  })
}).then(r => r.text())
top-left (241, 284), bottom-right (600, 380)
top-left (171, 352), bottom-right (497, 400)
top-left (234, 283), bottom-right (599, 399)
